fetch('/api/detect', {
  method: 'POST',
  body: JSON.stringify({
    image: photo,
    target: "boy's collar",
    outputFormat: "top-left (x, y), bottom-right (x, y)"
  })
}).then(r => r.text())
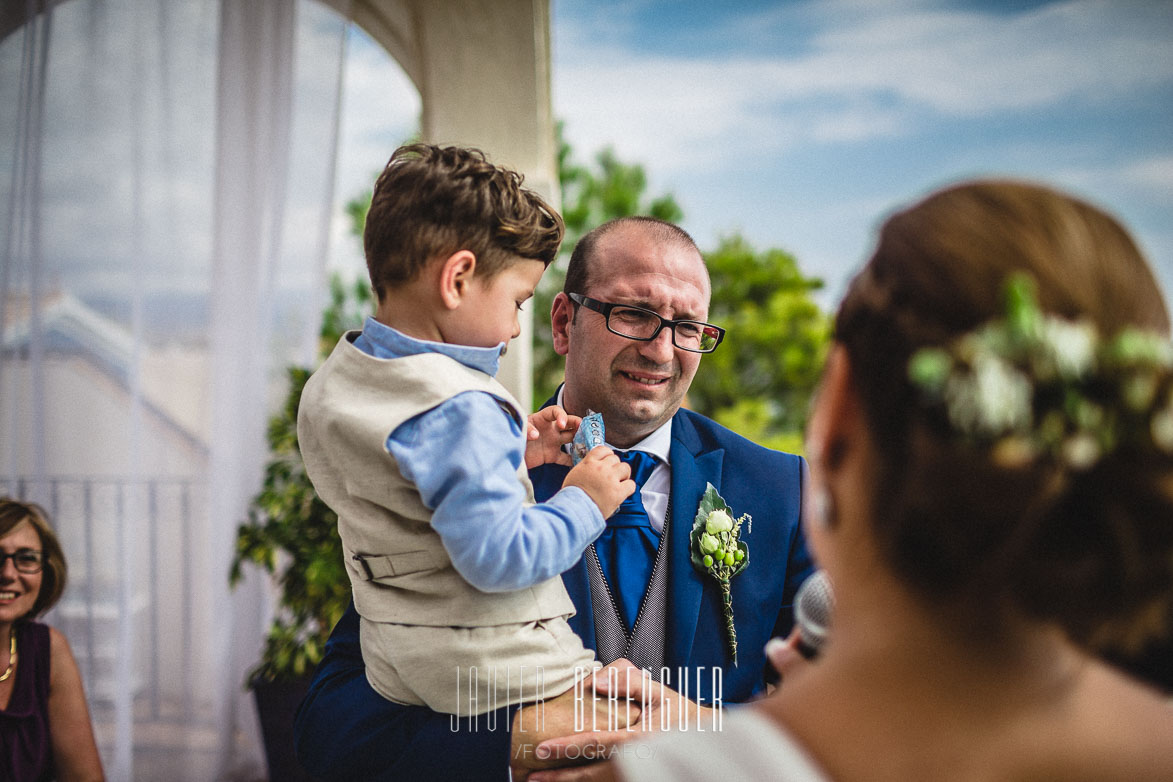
top-left (362, 316), bottom-right (504, 376)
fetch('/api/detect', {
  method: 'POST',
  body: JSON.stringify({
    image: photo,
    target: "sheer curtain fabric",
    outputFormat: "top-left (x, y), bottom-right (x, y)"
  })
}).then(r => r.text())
top-left (0, 0), bottom-right (349, 777)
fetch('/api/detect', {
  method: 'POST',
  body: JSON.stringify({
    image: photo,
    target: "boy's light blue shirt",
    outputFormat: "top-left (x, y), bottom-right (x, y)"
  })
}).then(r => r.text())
top-left (353, 317), bottom-right (605, 593)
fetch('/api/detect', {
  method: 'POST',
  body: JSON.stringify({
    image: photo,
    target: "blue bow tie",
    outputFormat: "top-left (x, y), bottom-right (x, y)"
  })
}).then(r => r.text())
top-left (594, 450), bottom-right (660, 631)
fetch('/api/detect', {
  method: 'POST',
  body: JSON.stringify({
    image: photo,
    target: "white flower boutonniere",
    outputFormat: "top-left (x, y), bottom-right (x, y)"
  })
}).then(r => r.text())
top-left (690, 483), bottom-right (750, 663)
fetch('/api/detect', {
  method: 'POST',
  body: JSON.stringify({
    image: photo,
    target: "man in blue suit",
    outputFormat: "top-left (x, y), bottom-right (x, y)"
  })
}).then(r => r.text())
top-left (293, 216), bottom-right (813, 781)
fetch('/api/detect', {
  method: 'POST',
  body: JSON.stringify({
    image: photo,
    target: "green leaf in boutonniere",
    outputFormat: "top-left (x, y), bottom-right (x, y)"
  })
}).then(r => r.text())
top-left (690, 483), bottom-right (750, 663)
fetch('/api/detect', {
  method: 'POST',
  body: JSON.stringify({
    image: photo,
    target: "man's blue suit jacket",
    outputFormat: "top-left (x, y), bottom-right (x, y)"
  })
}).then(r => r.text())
top-left (293, 404), bottom-right (812, 781)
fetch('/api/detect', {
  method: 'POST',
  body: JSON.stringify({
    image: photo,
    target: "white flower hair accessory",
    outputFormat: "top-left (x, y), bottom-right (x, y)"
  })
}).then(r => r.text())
top-left (908, 274), bottom-right (1173, 470)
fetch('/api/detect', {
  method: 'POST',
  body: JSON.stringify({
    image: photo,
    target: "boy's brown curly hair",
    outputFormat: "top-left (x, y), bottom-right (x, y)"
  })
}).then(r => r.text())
top-left (363, 143), bottom-right (564, 302)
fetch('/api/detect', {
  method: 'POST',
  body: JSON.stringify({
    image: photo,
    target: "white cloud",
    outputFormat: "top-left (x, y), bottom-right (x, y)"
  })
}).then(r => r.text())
top-left (807, 105), bottom-right (906, 144)
top-left (337, 31), bottom-right (419, 154)
top-left (553, 56), bottom-right (791, 174)
top-left (1119, 155), bottom-right (1173, 197)
top-left (1042, 154), bottom-right (1173, 206)
top-left (803, 0), bottom-right (1173, 113)
top-left (554, 0), bottom-right (1173, 174)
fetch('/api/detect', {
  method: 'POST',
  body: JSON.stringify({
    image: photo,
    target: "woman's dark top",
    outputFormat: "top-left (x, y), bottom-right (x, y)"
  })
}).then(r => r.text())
top-left (0, 621), bottom-right (54, 782)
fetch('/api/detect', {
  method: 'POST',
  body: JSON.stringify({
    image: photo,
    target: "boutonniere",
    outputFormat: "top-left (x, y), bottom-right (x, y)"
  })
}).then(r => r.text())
top-left (690, 483), bottom-right (750, 663)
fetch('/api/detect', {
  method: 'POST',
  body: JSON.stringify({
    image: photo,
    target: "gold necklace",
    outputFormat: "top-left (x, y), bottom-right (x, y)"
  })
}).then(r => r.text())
top-left (0, 628), bottom-right (15, 683)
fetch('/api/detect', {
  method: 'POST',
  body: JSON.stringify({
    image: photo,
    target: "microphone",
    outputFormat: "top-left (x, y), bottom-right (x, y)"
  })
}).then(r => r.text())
top-left (794, 569), bottom-right (834, 660)
top-left (763, 570), bottom-right (834, 685)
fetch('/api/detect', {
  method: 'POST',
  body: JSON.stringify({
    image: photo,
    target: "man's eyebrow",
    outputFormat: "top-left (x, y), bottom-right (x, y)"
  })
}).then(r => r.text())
top-left (624, 299), bottom-right (704, 320)
top-left (614, 296), bottom-right (664, 311)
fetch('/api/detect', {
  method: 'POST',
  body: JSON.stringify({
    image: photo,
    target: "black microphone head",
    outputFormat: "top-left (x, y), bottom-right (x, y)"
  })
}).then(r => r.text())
top-left (795, 570), bottom-right (834, 659)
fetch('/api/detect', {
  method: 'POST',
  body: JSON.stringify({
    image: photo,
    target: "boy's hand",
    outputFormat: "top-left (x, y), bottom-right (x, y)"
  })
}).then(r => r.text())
top-left (525, 406), bottom-right (581, 469)
top-left (563, 446), bottom-right (635, 518)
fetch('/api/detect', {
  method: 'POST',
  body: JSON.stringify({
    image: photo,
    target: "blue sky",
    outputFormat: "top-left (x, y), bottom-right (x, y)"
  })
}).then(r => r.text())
top-left (336, 0), bottom-right (1173, 310)
top-left (2, 0), bottom-right (1169, 319)
top-left (546, 0), bottom-right (1173, 305)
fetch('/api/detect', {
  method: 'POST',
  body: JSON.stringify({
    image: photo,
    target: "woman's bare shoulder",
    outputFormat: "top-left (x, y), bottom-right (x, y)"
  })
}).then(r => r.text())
top-left (47, 625), bottom-right (74, 657)
top-left (46, 625), bottom-right (84, 680)
top-left (1058, 661), bottom-right (1173, 778)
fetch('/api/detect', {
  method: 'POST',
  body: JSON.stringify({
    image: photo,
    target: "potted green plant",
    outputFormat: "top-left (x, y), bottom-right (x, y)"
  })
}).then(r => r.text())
top-left (230, 274), bottom-right (371, 780)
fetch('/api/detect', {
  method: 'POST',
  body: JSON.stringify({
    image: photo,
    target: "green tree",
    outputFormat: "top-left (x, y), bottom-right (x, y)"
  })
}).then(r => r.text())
top-left (340, 130), bottom-right (830, 451)
top-left (557, 123), bottom-right (683, 245)
top-left (690, 236), bottom-right (831, 454)
top-left (531, 123), bottom-right (684, 403)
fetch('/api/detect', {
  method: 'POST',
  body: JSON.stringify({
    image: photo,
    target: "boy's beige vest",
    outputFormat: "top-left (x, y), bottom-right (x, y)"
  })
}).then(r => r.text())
top-left (297, 332), bottom-right (576, 626)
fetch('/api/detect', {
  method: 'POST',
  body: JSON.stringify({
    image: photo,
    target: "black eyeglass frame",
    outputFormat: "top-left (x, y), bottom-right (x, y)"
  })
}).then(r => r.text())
top-left (0, 548), bottom-right (44, 574)
top-left (567, 293), bottom-right (725, 353)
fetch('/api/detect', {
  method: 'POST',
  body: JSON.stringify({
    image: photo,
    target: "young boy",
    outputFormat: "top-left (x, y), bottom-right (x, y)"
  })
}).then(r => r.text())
top-left (297, 143), bottom-right (633, 715)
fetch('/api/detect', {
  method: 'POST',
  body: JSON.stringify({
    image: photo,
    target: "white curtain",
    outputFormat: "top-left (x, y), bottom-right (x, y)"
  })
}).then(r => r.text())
top-left (0, 0), bottom-right (349, 778)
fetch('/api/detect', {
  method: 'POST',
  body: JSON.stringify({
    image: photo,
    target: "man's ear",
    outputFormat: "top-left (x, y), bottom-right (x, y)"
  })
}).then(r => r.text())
top-left (550, 292), bottom-right (573, 356)
top-left (438, 250), bottom-right (477, 310)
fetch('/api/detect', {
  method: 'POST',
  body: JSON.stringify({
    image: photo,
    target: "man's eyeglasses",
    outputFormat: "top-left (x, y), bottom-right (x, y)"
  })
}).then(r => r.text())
top-left (568, 293), bottom-right (725, 353)
top-left (0, 548), bottom-right (44, 574)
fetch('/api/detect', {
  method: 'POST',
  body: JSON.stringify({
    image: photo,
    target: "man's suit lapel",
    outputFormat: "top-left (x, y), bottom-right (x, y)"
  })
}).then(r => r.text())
top-left (532, 394), bottom-right (727, 665)
top-left (665, 412), bottom-right (724, 670)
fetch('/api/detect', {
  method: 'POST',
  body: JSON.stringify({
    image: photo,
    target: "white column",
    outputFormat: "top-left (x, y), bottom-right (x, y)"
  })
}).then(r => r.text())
top-left (350, 0), bottom-right (559, 410)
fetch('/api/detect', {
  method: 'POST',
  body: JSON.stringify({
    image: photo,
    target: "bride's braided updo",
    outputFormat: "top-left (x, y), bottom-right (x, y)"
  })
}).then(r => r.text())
top-left (834, 180), bottom-right (1173, 654)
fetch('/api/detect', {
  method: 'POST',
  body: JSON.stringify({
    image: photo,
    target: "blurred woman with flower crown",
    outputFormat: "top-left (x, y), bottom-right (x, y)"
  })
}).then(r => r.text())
top-left (605, 180), bottom-right (1173, 781)
top-left (0, 498), bottom-right (104, 782)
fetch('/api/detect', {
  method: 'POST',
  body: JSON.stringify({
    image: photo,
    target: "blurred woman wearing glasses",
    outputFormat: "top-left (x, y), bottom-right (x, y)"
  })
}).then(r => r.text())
top-left (0, 497), bottom-right (104, 782)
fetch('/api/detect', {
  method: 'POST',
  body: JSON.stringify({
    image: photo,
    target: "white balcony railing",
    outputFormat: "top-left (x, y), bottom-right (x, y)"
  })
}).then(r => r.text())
top-left (1, 476), bottom-right (220, 767)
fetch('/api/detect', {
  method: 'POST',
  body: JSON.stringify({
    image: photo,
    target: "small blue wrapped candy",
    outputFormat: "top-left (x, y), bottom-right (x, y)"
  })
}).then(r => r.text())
top-left (570, 410), bottom-right (605, 464)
